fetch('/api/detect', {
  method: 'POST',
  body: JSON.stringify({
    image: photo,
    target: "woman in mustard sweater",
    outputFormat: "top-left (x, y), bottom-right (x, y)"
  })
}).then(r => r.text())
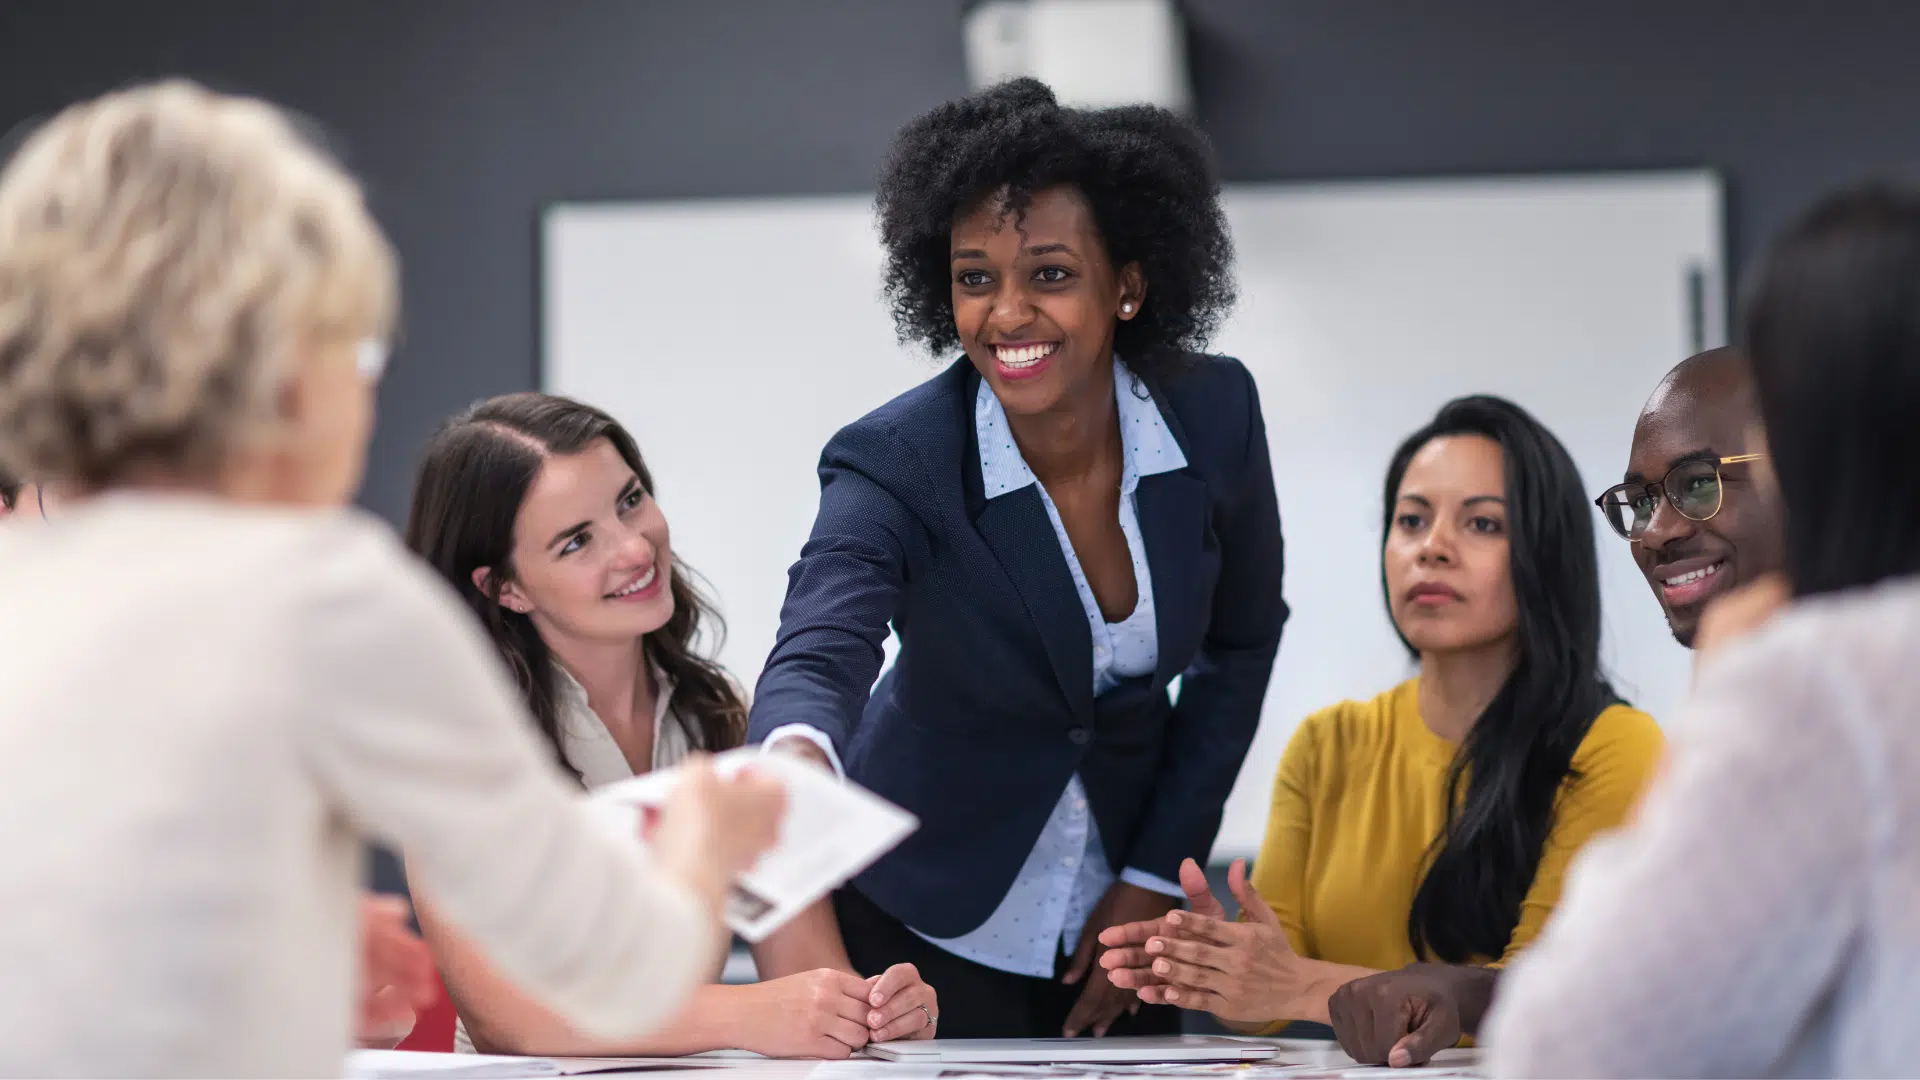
top-left (1102, 395), bottom-right (1665, 1030)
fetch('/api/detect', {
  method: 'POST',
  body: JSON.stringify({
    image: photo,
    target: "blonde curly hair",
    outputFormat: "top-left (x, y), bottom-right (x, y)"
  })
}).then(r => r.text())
top-left (0, 79), bottom-right (397, 489)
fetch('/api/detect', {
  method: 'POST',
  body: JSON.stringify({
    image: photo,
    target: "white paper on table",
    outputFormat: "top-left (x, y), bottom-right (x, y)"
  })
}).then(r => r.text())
top-left (1124, 1060), bottom-right (1477, 1078)
top-left (344, 1049), bottom-right (721, 1078)
top-left (590, 748), bottom-right (917, 942)
top-left (808, 1045), bottom-right (1481, 1079)
top-left (810, 1065), bottom-right (1076, 1080)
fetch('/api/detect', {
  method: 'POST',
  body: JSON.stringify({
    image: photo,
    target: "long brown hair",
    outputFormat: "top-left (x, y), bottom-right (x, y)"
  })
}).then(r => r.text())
top-left (404, 392), bottom-right (746, 770)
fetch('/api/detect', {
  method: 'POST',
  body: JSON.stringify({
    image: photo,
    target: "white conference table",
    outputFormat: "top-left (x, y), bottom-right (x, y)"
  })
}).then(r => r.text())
top-left (349, 1040), bottom-right (1480, 1080)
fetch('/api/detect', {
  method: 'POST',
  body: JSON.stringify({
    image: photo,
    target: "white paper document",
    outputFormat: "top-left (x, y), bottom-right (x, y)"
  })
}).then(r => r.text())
top-left (590, 748), bottom-right (917, 942)
top-left (809, 1039), bottom-right (1480, 1079)
top-left (345, 1049), bottom-right (716, 1078)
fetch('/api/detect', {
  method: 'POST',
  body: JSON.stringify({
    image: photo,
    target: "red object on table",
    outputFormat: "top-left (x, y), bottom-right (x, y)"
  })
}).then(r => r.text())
top-left (395, 969), bottom-right (456, 1053)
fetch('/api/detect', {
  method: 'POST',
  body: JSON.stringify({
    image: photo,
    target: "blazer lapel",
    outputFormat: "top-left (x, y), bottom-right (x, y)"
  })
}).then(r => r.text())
top-left (1136, 469), bottom-right (1212, 688)
top-left (964, 367), bottom-right (1095, 724)
top-left (974, 487), bottom-right (1096, 725)
top-left (1132, 374), bottom-right (1211, 688)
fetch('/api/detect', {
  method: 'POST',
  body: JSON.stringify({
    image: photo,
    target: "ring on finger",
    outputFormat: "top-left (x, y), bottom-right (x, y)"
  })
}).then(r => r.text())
top-left (918, 1004), bottom-right (937, 1031)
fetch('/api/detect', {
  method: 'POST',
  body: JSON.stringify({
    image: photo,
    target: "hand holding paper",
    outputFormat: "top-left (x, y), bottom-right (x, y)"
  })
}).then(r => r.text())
top-left (594, 748), bottom-right (918, 942)
top-left (644, 754), bottom-right (787, 918)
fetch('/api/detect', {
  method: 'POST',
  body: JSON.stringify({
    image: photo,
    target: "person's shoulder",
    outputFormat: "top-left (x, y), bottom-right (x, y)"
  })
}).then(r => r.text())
top-left (1147, 352), bottom-right (1262, 469)
top-left (834, 356), bottom-right (971, 446)
top-left (822, 357), bottom-right (971, 472)
top-left (293, 506), bottom-right (430, 586)
top-left (815, 357), bottom-right (979, 521)
top-left (286, 508), bottom-right (479, 641)
top-left (1741, 577), bottom-right (1920, 671)
top-left (126, 500), bottom-right (416, 608)
top-left (1292, 680), bottom-right (1416, 755)
top-left (283, 509), bottom-right (524, 711)
top-left (1571, 698), bottom-right (1667, 777)
top-left (1155, 351), bottom-right (1253, 396)
top-left (1705, 578), bottom-right (1920, 737)
top-left (1151, 352), bottom-right (1255, 418)
top-left (1305, 679), bottom-right (1413, 727)
top-left (119, 503), bottom-right (482, 687)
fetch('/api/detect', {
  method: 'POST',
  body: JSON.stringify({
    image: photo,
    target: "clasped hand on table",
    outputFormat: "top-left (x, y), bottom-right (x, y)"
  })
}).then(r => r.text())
top-left (1097, 857), bottom-right (1320, 1025)
top-left (725, 962), bottom-right (937, 1058)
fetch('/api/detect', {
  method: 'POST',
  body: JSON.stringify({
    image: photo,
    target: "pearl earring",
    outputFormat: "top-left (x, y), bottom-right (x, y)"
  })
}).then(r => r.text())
top-left (1121, 302), bottom-right (1134, 314)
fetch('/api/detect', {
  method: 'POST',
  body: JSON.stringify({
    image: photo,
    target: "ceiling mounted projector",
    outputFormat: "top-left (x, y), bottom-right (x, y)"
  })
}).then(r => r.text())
top-left (963, 0), bottom-right (1192, 114)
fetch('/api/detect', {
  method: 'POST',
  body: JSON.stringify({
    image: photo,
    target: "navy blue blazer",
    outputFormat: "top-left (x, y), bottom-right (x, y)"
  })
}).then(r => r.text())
top-left (747, 354), bottom-right (1287, 938)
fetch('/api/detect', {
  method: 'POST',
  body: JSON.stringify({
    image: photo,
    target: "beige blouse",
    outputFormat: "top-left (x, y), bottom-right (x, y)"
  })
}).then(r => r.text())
top-left (553, 661), bottom-right (696, 786)
top-left (454, 663), bottom-right (700, 1053)
top-left (0, 494), bottom-right (718, 1077)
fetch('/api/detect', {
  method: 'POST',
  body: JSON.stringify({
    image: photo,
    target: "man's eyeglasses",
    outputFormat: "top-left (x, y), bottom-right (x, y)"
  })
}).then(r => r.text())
top-left (1594, 454), bottom-right (1764, 542)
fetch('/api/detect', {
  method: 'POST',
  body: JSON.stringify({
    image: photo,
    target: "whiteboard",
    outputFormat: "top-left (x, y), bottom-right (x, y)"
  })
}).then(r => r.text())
top-left (543, 170), bottom-right (1723, 859)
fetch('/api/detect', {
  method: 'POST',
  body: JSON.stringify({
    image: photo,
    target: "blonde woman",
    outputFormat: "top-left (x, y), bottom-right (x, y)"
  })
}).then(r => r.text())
top-left (0, 81), bottom-right (783, 1077)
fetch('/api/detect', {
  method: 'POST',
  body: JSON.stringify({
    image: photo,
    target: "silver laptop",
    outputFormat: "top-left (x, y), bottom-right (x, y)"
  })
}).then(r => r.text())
top-left (863, 1035), bottom-right (1278, 1064)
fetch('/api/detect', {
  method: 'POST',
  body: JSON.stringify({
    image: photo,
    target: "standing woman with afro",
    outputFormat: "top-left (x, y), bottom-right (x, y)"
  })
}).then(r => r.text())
top-left (750, 79), bottom-right (1288, 1040)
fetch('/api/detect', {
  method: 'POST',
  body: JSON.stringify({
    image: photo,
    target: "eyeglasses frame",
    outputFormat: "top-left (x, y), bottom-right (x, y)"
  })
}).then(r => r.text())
top-left (1593, 453), bottom-right (1765, 543)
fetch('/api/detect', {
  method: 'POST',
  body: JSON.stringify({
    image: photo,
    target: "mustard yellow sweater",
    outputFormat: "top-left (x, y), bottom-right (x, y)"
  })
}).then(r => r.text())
top-left (1251, 679), bottom-right (1664, 983)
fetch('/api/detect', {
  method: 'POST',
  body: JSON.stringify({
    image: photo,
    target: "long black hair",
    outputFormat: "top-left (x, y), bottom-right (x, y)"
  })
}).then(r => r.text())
top-left (404, 393), bottom-right (746, 774)
top-left (1740, 181), bottom-right (1920, 597)
top-left (1382, 395), bottom-right (1620, 963)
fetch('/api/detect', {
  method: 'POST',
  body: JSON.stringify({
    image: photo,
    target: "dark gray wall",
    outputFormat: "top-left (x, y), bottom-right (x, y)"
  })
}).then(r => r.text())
top-left (4, 0), bottom-right (1918, 523)
top-left (1186, 0), bottom-right (1920, 269)
top-left (0, 0), bottom-right (970, 522)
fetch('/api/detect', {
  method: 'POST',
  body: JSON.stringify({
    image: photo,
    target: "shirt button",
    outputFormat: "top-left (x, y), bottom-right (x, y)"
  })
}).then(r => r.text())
top-left (1069, 727), bottom-right (1091, 746)
top-left (1061, 856), bottom-right (1076, 867)
top-left (1075, 798), bottom-right (1087, 812)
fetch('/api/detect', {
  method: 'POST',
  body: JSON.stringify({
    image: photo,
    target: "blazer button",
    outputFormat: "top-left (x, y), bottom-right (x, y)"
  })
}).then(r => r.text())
top-left (1069, 727), bottom-right (1091, 746)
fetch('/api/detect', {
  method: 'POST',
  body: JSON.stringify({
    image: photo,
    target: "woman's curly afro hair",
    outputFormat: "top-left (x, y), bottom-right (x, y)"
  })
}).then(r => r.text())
top-left (876, 78), bottom-right (1235, 379)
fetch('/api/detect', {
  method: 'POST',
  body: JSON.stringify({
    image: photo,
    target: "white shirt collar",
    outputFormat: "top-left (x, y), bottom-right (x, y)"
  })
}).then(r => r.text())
top-left (976, 356), bottom-right (1188, 501)
top-left (553, 660), bottom-right (689, 788)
